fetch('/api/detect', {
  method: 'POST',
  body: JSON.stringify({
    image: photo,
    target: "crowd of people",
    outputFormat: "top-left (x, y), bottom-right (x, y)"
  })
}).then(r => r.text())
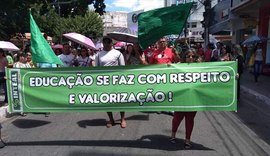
top-left (0, 35), bottom-right (265, 149)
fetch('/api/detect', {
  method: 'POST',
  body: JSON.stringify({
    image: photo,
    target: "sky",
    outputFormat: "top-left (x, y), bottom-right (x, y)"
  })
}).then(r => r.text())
top-left (102, 0), bottom-right (164, 12)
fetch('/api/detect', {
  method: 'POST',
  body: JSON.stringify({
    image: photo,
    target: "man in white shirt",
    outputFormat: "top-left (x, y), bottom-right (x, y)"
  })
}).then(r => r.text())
top-left (58, 43), bottom-right (74, 67)
top-left (95, 38), bottom-right (125, 66)
top-left (95, 36), bottom-right (126, 128)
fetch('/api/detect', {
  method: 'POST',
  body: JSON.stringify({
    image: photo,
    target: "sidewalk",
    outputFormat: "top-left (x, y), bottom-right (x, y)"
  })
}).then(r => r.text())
top-left (240, 70), bottom-right (270, 106)
top-left (0, 70), bottom-right (269, 120)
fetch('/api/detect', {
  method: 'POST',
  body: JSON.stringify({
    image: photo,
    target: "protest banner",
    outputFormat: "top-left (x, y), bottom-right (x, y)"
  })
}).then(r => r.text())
top-left (6, 61), bottom-right (237, 113)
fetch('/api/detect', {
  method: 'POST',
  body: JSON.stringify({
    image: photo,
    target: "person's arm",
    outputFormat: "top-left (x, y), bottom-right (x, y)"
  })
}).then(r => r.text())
top-left (118, 53), bottom-right (126, 66)
top-left (172, 48), bottom-right (180, 63)
top-left (139, 53), bottom-right (148, 65)
top-left (148, 52), bottom-right (156, 64)
top-left (94, 53), bottom-right (99, 67)
top-left (13, 62), bottom-right (18, 68)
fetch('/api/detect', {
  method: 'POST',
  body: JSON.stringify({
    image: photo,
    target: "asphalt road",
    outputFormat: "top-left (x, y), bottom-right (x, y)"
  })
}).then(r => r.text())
top-left (1, 92), bottom-right (270, 156)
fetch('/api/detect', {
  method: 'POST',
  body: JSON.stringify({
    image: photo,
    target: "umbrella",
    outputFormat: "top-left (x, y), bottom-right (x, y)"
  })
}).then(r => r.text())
top-left (63, 32), bottom-right (96, 50)
top-left (114, 41), bottom-right (126, 49)
top-left (107, 28), bottom-right (138, 43)
top-left (242, 35), bottom-right (269, 45)
top-left (0, 41), bottom-right (20, 51)
top-left (51, 44), bottom-right (63, 49)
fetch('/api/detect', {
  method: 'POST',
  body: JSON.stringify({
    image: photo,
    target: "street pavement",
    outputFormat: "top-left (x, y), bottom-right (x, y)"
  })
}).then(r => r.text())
top-left (0, 70), bottom-right (270, 155)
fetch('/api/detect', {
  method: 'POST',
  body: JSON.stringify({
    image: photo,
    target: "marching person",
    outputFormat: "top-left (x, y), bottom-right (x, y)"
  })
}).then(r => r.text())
top-left (170, 48), bottom-right (201, 149)
top-left (149, 37), bottom-right (178, 115)
top-left (78, 47), bottom-right (91, 67)
top-left (95, 36), bottom-right (127, 128)
top-left (58, 43), bottom-right (75, 67)
top-left (149, 37), bottom-right (178, 64)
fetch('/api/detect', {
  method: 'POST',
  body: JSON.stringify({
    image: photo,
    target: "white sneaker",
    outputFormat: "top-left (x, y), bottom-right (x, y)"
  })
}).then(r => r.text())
top-left (0, 141), bottom-right (5, 148)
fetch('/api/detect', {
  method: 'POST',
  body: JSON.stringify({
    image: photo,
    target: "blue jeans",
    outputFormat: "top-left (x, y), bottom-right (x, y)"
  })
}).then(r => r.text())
top-left (254, 61), bottom-right (263, 82)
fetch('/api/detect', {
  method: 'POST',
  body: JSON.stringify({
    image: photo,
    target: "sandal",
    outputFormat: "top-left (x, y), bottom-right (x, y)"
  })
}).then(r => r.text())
top-left (0, 140), bottom-right (5, 148)
top-left (184, 141), bottom-right (192, 149)
top-left (106, 121), bottom-right (114, 128)
top-left (169, 138), bottom-right (177, 144)
top-left (120, 121), bottom-right (127, 128)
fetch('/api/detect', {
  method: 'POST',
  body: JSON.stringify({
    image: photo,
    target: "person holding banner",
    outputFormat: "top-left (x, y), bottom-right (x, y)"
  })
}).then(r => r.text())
top-left (170, 48), bottom-right (200, 149)
top-left (95, 36), bottom-right (127, 128)
top-left (149, 37), bottom-right (177, 115)
top-left (149, 37), bottom-right (178, 64)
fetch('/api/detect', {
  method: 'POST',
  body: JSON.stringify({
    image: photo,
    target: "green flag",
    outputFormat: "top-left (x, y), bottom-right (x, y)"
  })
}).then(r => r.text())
top-left (30, 12), bottom-right (63, 65)
top-left (138, 3), bottom-right (193, 49)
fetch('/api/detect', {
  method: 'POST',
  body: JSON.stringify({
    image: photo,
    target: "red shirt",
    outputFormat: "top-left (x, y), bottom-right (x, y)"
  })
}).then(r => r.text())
top-left (149, 48), bottom-right (175, 64)
top-left (204, 48), bottom-right (212, 62)
top-left (143, 48), bottom-right (154, 62)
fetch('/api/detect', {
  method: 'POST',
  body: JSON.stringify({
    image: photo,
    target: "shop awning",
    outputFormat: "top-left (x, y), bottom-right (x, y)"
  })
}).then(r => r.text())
top-left (209, 20), bottom-right (231, 35)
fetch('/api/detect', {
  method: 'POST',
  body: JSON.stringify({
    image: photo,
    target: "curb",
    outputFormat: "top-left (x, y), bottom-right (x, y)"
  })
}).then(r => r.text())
top-left (241, 86), bottom-right (270, 106)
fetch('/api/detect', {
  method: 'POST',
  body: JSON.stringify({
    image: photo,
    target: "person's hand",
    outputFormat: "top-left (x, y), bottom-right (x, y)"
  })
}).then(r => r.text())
top-left (235, 73), bottom-right (239, 79)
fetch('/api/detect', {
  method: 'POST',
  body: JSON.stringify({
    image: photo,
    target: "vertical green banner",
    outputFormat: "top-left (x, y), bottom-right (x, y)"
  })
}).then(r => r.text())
top-left (6, 61), bottom-right (237, 113)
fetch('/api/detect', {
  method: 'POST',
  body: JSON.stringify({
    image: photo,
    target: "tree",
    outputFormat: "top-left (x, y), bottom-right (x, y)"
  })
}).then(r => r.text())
top-left (0, 0), bottom-right (104, 42)
top-left (94, 0), bottom-right (106, 16)
top-left (0, 0), bottom-right (50, 40)
top-left (61, 11), bottom-right (103, 40)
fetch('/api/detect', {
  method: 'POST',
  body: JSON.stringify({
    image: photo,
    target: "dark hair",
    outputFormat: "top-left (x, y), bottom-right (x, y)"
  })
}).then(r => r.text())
top-left (63, 43), bottom-right (70, 46)
top-left (80, 47), bottom-right (89, 56)
top-left (16, 53), bottom-right (26, 61)
top-left (126, 44), bottom-right (135, 55)
top-left (184, 48), bottom-right (199, 63)
top-left (102, 36), bottom-right (113, 43)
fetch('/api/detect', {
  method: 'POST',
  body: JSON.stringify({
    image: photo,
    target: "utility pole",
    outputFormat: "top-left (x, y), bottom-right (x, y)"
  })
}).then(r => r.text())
top-left (203, 0), bottom-right (211, 49)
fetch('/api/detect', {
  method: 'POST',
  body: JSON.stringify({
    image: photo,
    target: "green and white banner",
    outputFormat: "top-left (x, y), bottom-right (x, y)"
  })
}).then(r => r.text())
top-left (6, 61), bottom-right (237, 113)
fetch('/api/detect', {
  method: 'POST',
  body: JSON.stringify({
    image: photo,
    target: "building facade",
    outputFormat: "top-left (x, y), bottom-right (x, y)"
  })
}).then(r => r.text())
top-left (102, 12), bottom-right (128, 35)
top-left (230, 0), bottom-right (270, 66)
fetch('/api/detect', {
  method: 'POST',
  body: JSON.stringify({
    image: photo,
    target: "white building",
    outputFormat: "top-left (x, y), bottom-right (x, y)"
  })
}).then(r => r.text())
top-left (102, 12), bottom-right (128, 35)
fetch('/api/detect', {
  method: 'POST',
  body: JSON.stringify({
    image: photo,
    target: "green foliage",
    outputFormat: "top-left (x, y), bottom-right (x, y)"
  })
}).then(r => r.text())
top-left (33, 8), bottom-right (103, 43)
top-left (0, 0), bottom-right (103, 41)
top-left (61, 11), bottom-right (103, 37)
top-left (0, 0), bottom-right (104, 43)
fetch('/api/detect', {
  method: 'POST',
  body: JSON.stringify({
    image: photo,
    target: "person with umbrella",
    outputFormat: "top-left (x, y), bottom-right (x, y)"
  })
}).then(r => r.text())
top-left (95, 36), bottom-right (127, 128)
top-left (254, 43), bottom-right (264, 82)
